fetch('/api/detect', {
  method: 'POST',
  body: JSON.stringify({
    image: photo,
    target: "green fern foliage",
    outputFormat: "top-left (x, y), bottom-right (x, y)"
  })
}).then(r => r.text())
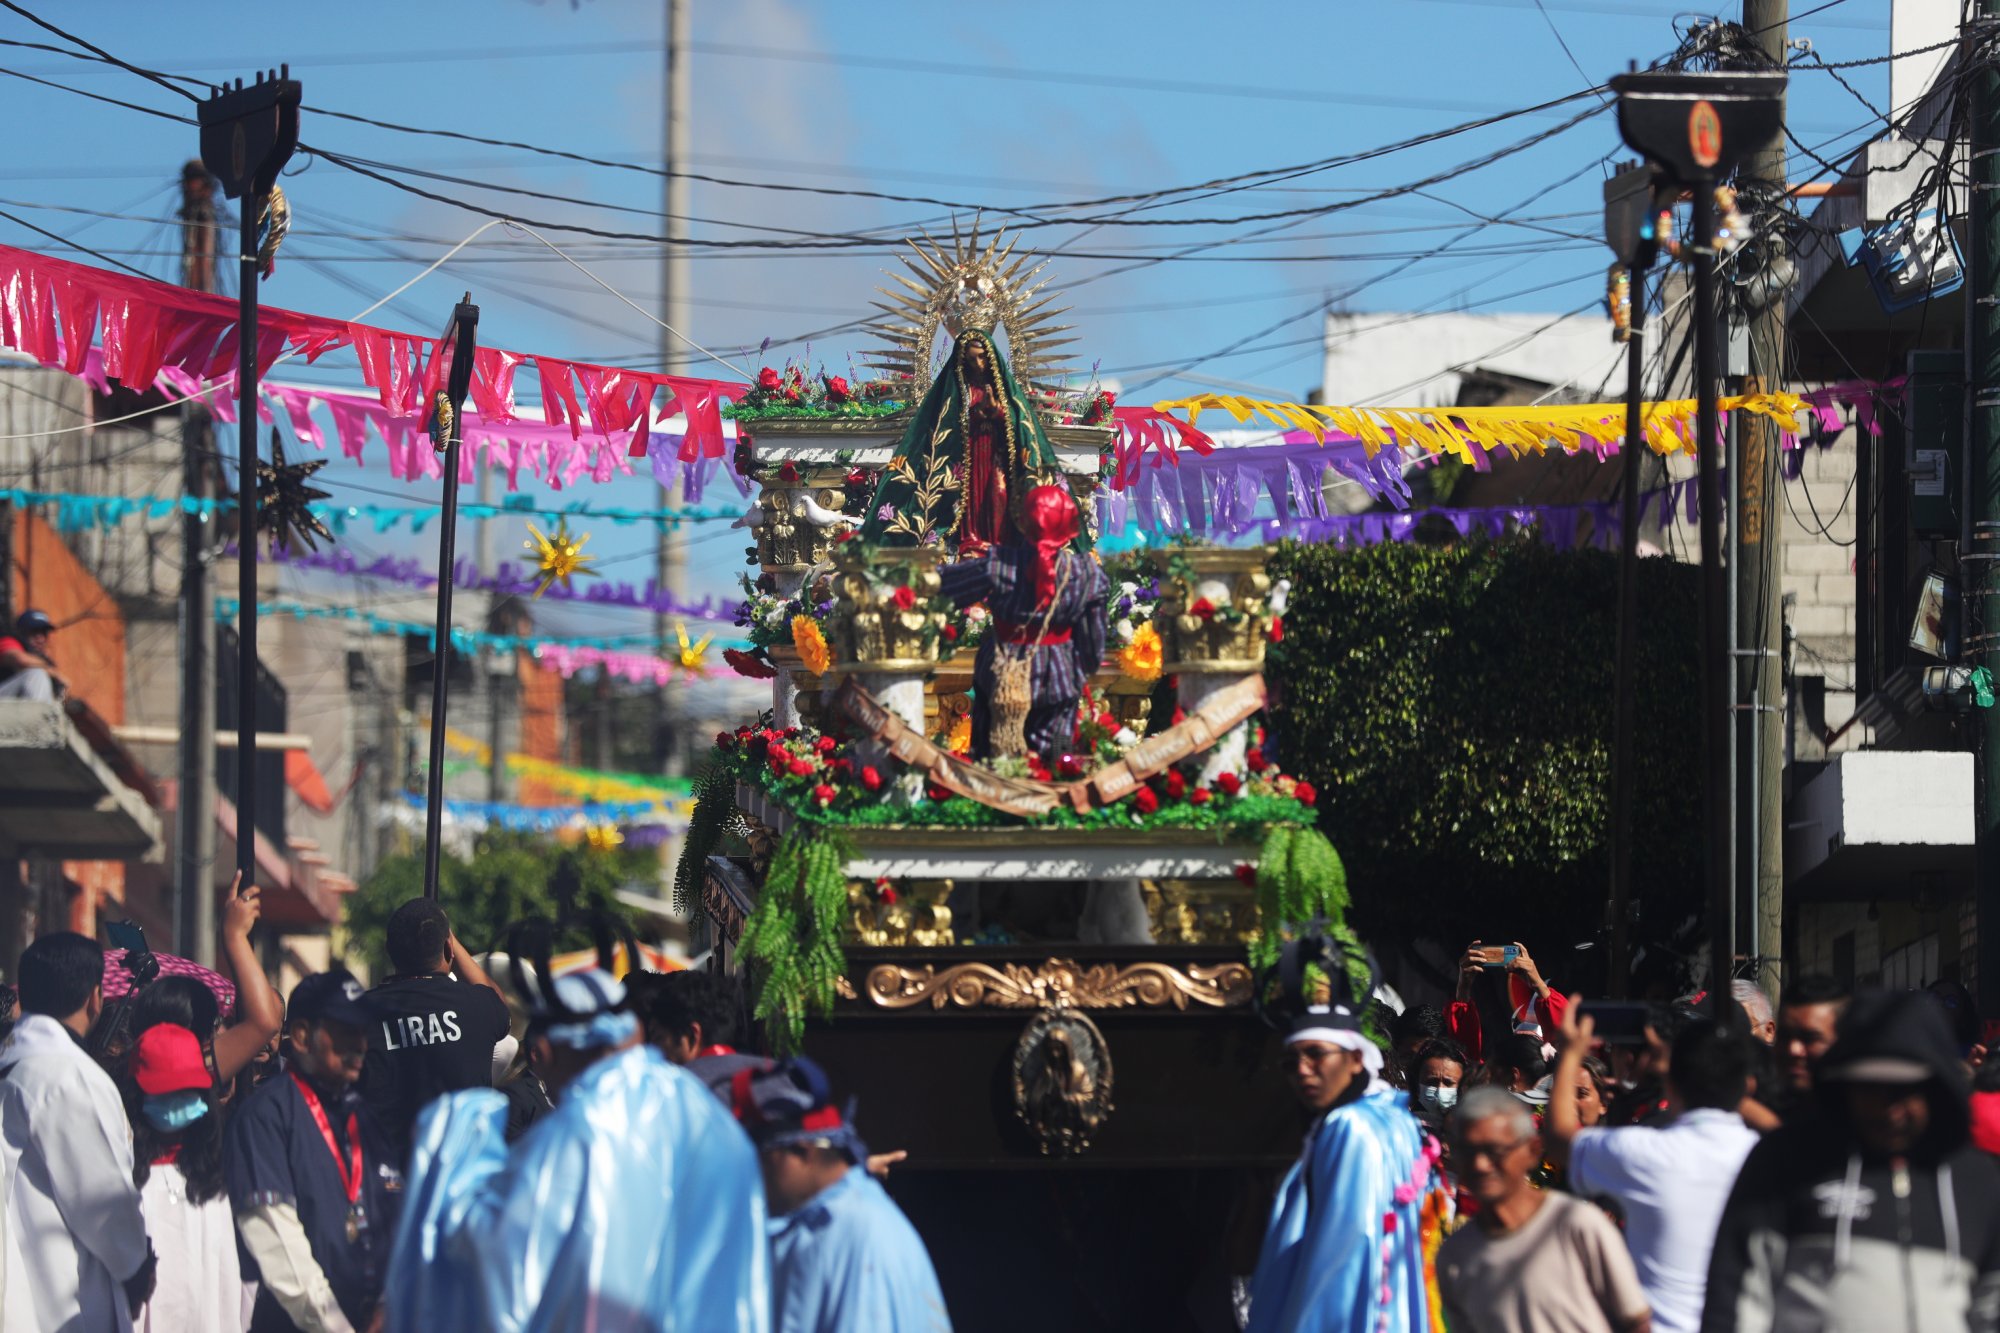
top-left (739, 826), bottom-right (854, 1056)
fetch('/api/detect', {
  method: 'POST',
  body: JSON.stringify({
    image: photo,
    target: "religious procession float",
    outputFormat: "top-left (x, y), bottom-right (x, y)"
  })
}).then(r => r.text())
top-left (675, 226), bottom-right (1360, 1318)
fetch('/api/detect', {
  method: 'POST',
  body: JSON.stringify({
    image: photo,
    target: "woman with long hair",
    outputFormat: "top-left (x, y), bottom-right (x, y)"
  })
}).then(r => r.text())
top-left (120, 1023), bottom-right (247, 1332)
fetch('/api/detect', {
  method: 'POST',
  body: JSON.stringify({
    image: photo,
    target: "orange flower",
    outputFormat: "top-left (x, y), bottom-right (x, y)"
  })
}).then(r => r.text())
top-left (792, 615), bottom-right (831, 675)
top-left (1117, 621), bottom-right (1163, 682)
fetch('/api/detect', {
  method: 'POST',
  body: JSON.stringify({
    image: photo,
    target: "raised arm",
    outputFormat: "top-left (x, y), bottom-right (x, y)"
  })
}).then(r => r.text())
top-left (1545, 991), bottom-right (1594, 1166)
top-left (447, 931), bottom-right (504, 1001)
top-left (212, 873), bottom-right (284, 1083)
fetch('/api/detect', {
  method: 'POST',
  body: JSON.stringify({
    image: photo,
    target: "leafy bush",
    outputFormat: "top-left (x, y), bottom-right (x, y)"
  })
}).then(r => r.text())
top-left (345, 832), bottom-right (645, 979)
top-left (1268, 538), bottom-right (1702, 979)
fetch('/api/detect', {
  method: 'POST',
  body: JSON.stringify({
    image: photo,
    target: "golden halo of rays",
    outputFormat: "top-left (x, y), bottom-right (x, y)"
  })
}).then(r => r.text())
top-left (675, 622), bottom-right (714, 673)
top-left (862, 216), bottom-right (1076, 403)
top-left (524, 519), bottom-right (600, 597)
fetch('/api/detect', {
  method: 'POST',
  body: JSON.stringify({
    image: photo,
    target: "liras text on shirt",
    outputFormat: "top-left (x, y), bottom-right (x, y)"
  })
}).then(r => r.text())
top-left (381, 1011), bottom-right (463, 1049)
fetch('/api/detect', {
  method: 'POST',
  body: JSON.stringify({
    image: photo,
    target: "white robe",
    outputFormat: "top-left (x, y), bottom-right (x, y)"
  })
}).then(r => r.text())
top-left (0, 1013), bottom-right (150, 1333)
top-left (138, 1162), bottom-right (248, 1333)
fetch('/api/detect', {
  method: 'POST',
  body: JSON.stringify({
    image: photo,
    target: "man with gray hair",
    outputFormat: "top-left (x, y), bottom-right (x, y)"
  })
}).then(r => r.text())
top-left (1437, 1086), bottom-right (1652, 1333)
top-left (1730, 980), bottom-right (1775, 1045)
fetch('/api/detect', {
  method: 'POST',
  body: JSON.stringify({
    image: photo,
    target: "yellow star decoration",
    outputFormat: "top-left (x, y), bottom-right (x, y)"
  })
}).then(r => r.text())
top-left (675, 621), bottom-right (714, 673)
top-left (524, 519), bottom-right (599, 597)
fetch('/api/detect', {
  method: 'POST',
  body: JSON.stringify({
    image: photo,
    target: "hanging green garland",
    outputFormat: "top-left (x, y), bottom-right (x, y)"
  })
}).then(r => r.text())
top-left (1250, 823), bottom-right (1353, 974)
top-left (740, 826), bottom-right (854, 1056)
top-left (672, 764), bottom-right (738, 917)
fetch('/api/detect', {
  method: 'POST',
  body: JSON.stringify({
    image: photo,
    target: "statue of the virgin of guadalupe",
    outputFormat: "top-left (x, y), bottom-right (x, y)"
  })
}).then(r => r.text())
top-left (858, 327), bottom-right (1068, 557)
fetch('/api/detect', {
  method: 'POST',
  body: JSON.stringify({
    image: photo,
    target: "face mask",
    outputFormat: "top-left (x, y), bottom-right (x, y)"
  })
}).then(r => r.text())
top-left (1420, 1084), bottom-right (1459, 1111)
top-left (141, 1090), bottom-right (210, 1132)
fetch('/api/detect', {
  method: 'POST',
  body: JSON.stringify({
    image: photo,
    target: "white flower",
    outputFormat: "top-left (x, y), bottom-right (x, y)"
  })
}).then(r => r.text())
top-left (1115, 618), bottom-right (1135, 644)
top-left (1270, 578), bottom-right (1292, 616)
top-left (1118, 580), bottom-right (1139, 600)
top-left (966, 605), bottom-right (989, 622)
top-left (1113, 727), bottom-right (1138, 745)
top-left (763, 606), bottom-right (790, 628)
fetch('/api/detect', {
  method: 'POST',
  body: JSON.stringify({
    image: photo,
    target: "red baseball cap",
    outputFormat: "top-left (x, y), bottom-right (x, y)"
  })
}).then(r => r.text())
top-left (131, 1023), bottom-right (211, 1095)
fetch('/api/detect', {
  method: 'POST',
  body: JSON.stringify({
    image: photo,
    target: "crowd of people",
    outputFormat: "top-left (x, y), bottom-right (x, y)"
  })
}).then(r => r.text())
top-left (1246, 937), bottom-right (2000, 1333)
top-left (0, 896), bottom-right (947, 1332)
top-left (9, 903), bottom-right (2000, 1332)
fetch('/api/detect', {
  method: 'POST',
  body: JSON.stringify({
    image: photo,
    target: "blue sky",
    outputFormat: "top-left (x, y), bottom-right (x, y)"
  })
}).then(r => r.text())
top-left (0, 0), bottom-right (1895, 642)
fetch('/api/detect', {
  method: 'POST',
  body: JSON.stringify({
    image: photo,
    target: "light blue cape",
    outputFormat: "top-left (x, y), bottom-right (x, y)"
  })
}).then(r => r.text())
top-left (768, 1169), bottom-right (952, 1333)
top-left (1245, 1084), bottom-right (1433, 1333)
top-left (384, 1043), bottom-right (771, 1332)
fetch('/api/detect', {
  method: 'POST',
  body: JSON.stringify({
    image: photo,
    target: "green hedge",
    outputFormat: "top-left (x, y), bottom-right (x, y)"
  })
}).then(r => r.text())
top-left (1267, 538), bottom-right (1702, 976)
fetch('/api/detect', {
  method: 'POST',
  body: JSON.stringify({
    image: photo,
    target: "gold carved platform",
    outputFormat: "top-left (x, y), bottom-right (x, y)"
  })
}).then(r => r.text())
top-left (861, 957), bottom-right (1253, 1012)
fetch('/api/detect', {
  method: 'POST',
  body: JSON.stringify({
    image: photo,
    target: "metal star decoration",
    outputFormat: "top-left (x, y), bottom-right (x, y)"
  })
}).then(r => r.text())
top-left (523, 518), bottom-right (600, 597)
top-left (255, 427), bottom-right (334, 553)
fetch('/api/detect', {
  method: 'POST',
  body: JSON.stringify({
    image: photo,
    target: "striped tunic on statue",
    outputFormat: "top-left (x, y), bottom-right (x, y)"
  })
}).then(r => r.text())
top-left (939, 545), bottom-right (1109, 762)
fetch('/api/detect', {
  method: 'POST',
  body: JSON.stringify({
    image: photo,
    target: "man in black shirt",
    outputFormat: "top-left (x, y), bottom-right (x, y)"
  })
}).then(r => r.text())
top-left (357, 899), bottom-right (509, 1161)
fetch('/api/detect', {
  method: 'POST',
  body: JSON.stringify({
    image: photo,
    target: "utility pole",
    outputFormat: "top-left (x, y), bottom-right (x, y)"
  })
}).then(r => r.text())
top-left (1970, 0), bottom-right (2000, 1007)
top-left (1738, 0), bottom-right (1788, 1010)
top-left (655, 0), bottom-right (692, 778)
top-left (176, 160), bottom-right (219, 966)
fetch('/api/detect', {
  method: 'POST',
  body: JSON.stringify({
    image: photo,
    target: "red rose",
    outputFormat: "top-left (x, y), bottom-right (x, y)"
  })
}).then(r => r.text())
top-left (778, 461), bottom-right (799, 484)
top-left (1055, 753), bottom-right (1083, 780)
top-left (1245, 750), bottom-right (1269, 773)
top-left (891, 585), bottom-right (916, 610)
top-left (925, 780), bottom-right (952, 803)
top-left (1190, 597), bottom-right (1216, 620)
top-left (845, 468), bottom-right (869, 487)
top-left (1101, 390), bottom-right (1117, 409)
top-left (1294, 780), bottom-right (1317, 806)
top-left (1133, 786), bottom-right (1160, 814)
top-left (1234, 863), bottom-right (1257, 886)
top-left (829, 757), bottom-right (852, 775)
top-left (1164, 769), bottom-right (1187, 799)
top-left (942, 624), bottom-right (959, 643)
top-left (815, 735), bottom-right (837, 754)
top-left (757, 366), bottom-right (781, 390)
top-left (783, 386), bottom-right (801, 402)
top-left (1096, 711), bottom-right (1118, 731)
top-left (812, 783), bottom-right (836, 806)
top-left (825, 375), bottom-right (851, 402)
top-left (783, 727), bottom-right (801, 740)
top-left (1216, 771), bottom-right (1242, 796)
top-left (768, 752), bottom-right (788, 776)
top-left (787, 757), bottom-right (814, 778)
top-left (861, 765), bottom-right (883, 791)
top-left (716, 731), bottom-right (734, 751)
top-left (1189, 787), bottom-right (1211, 806)
top-left (1268, 616), bottom-right (1284, 644)
top-left (878, 884), bottom-right (899, 905)
top-left (766, 742), bottom-right (787, 762)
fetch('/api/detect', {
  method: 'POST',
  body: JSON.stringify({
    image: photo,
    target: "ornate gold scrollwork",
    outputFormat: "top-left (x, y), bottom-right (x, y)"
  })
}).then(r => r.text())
top-left (861, 957), bottom-right (1253, 1011)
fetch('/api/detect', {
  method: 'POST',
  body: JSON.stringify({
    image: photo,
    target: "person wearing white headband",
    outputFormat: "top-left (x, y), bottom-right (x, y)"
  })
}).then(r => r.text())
top-left (1244, 963), bottom-right (1434, 1333)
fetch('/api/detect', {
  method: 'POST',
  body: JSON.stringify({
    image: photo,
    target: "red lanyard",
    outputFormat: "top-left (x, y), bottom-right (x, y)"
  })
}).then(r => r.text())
top-left (289, 1072), bottom-right (362, 1209)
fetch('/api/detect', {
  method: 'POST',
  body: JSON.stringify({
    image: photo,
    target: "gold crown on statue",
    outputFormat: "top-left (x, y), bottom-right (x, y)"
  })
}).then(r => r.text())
top-left (865, 217), bottom-right (1076, 400)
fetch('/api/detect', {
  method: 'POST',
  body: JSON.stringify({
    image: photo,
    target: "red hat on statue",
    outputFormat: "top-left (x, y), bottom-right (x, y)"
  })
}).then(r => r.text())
top-left (1021, 485), bottom-right (1078, 605)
